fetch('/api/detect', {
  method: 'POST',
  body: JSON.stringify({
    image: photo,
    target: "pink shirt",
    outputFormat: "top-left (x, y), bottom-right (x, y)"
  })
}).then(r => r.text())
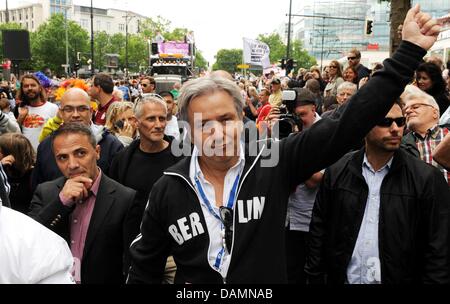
top-left (59, 170), bottom-right (102, 283)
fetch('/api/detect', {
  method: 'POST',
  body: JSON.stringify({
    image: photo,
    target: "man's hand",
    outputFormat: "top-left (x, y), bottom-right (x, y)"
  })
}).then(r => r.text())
top-left (18, 106), bottom-right (28, 118)
top-left (402, 4), bottom-right (441, 51)
top-left (60, 176), bottom-right (93, 206)
top-left (1, 155), bottom-right (15, 167)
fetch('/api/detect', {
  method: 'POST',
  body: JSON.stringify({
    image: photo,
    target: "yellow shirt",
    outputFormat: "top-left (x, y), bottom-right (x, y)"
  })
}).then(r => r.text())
top-left (269, 90), bottom-right (282, 107)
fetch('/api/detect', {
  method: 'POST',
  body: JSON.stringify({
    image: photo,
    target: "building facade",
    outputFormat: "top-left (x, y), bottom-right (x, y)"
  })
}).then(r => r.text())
top-left (0, 0), bottom-right (147, 35)
top-left (292, 0), bottom-right (449, 65)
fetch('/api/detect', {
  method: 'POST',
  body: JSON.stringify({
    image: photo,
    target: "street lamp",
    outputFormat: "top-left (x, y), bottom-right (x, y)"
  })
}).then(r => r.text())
top-left (65, 6), bottom-right (69, 76)
top-left (123, 12), bottom-right (135, 78)
top-left (90, 0), bottom-right (94, 75)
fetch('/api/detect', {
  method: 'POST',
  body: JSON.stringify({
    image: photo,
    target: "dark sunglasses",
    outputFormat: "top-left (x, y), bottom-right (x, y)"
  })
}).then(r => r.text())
top-left (219, 206), bottom-right (233, 253)
top-left (141, 84), bottom-right (149, 87)
top-left (347, 56), bottom-right (357, 60)
top-left (376, 117), bottom-right (406, 127)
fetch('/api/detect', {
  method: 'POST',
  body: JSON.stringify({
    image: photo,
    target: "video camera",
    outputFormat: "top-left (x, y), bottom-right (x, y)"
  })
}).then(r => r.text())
top-left (276, 89), bottom-right (303, 139)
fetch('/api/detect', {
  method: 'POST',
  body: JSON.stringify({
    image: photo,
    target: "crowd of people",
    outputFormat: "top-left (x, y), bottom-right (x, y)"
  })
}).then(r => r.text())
top-left (0, 5), bottom-right (450, 284)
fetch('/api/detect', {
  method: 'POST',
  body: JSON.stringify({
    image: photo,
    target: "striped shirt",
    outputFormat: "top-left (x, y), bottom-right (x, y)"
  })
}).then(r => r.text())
top-left (413, 125), bottom-right (449, 185)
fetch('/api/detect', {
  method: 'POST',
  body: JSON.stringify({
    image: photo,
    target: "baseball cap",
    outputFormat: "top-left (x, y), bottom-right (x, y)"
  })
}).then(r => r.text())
top-left (271, 78), bottom-right (281, 85)
top-left (295, 88), bottom-right (316, 106)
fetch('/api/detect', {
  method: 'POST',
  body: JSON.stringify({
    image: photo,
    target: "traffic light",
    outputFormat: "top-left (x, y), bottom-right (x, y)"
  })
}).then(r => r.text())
top-left (365, 19), bottom-right (374, 36)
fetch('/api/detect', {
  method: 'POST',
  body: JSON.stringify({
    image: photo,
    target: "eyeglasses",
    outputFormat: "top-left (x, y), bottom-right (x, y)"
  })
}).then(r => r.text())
top-left (219, 206), bottom-right (233, 254)
top-left (133, 93), bottom-right (165, 111)
top-left (404, 103), bottom-right (435, 113)
top-left (376, 117), bottom-right (406, 127)
top-left (347, 56), bottom-right (357, 60)
top-left (59, 105), bottom-right (90, 113)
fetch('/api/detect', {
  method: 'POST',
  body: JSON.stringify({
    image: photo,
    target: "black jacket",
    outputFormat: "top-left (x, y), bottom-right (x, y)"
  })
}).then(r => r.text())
top-left (127, 41), bottom-right (427, 284)
top-left (305, 148), bottom-right (450, 284)
top-left (28, 175), bottom-right (139, 284)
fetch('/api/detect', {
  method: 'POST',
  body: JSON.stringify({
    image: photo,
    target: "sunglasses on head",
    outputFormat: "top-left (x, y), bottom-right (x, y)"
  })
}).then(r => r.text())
top-left (219, 206), bottom-right (233, 253)
top-left (376, 117), bottom-right (406, 127)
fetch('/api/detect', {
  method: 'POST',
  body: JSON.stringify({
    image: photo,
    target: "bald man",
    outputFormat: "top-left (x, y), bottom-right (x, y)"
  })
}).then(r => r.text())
top-left (32, 88), bottom-right (124, 191)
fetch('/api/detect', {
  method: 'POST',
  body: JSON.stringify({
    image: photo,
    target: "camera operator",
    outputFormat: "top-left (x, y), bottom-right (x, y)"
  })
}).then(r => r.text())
top-left (266, 88), bottom-right (321, 139)
top-left (268, 88), bottom-right (324, 284)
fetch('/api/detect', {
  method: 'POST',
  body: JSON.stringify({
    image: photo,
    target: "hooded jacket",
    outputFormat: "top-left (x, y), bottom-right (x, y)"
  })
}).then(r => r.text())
top-left (127, 41), bottom-right (428, 284)
top-left (31, 124), bottom-right (124, 192)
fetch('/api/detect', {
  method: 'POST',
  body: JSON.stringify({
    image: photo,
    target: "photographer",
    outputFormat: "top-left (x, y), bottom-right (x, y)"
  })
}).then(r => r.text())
top-left (266, 88), bottom-right (324, 283)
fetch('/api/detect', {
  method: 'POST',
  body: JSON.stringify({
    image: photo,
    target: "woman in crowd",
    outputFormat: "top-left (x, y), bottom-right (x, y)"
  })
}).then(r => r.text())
top-left (343, 66), bottom-right (359, 85)
top-left (324, 60), bottom-right (344, 97)
top-left (105, 101), bottom-right (138, 146)
top-left (416, 62), bottom-right (449, 114)
top-left (0, 133), bottom-right (35, 214)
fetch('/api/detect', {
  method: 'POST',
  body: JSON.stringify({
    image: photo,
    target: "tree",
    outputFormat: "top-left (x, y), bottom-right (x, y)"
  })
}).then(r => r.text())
top-left (380, 0), bottom-right (411, 55)
top-left (164, 27), bottom-right (188, 42)
top-left (195, 50), bottom-right (208, 71)
top-left (138, 16), bottom-right (171, 42)
top-left (257, 33), bottom-right (286, 64)
top-left (212, 49), bottom-right (243, 73)
top-left (257, 33), bottom-right (316, 70)
top-left (93, 31), bottom-right (110, 71)
top-left (127, 34), bottom-right (149, 70)
top-left (31, 13), bottom-right (89, 75)
top-left (291, 40), bottom-right (317, 70)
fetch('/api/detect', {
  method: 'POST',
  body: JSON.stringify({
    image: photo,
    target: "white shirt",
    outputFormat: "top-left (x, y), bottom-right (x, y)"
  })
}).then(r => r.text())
top-left (346, 154), bottom-right (392, 284)
top-left (165, 116), bottom-right (180, 141)
top-left (0, 206), bottom-right (74, 283)
top-left (189, 144), bottom-right (245, 280)
top-left (21, 102), bottom-right (58, 151)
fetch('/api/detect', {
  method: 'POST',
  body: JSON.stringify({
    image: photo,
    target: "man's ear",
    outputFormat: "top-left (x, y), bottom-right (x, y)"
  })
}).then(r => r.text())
top-left (95, 145), bottom-right (101, 160)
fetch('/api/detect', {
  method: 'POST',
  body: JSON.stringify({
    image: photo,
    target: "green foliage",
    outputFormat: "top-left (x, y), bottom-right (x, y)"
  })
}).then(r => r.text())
top-left (212, 49), bottom-right (243, 73)
top-left (257, 33), bottom-right (286, 64)
top-left (195, 50), bottom-right (208, 71)
top-left (31, 13), bottom-right (89, 75)
top-left (257, 32), bottom-right (316, 70)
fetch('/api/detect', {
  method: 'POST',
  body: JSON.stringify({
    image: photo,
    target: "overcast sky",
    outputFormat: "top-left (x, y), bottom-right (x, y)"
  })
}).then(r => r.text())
top-left (12, 0), bottom-right (290, 64)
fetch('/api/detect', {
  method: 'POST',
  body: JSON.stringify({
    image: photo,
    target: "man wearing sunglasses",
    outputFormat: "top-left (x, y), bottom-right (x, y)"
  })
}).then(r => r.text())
top-left (347, 48), bottom-right (371, 82)
top-left (140, 77), bottom-right (156, 94)
top-left (306, 102), bottom-right (450, 284)
top-left (128, 5), bottom-right (445, 284)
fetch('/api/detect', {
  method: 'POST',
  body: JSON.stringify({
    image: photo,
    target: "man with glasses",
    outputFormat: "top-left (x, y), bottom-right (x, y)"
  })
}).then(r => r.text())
top-left (140, 76), bottom-right (156, 94)
top-left (347, 48), bottom-right (371, 82)
top-left (128, 6), bottom-right (444, 284)
top-left (32, 88), bottom-right (123, 191)
top-left (306, 102), bottom-right (450, 284)
top-left (401, 85), bottom-right (449, 185)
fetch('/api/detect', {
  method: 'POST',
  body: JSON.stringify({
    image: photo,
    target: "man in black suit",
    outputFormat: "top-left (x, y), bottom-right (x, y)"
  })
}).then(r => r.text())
top-left (29, 123), bottom-right (139, 284)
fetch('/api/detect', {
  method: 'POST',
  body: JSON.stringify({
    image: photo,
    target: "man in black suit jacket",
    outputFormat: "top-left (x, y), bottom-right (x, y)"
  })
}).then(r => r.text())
top-left (29, 123), bottom-right (139, 284)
